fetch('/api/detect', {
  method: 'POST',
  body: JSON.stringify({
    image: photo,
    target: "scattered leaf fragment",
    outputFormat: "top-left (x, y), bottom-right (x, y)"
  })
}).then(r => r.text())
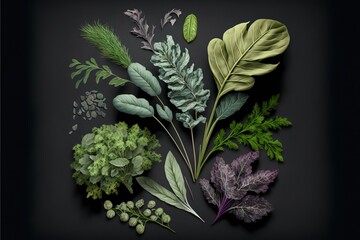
top-left (161, 9), bottom-right (182, 29)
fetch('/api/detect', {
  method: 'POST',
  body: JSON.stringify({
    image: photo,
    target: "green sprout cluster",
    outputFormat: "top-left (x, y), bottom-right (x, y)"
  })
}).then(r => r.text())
top-left (104, 199), bottom-right (174, 235)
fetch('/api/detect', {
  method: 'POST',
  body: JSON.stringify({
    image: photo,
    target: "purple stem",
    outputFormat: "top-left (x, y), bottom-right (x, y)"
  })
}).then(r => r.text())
top-left (212, 196), bottom-right (234, 224)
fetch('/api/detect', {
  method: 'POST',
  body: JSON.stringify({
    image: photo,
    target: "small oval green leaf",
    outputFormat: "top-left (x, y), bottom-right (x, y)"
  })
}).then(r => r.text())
top-left (110, 158), bottom-right (130, 167)
top-left (183, 14), bottom-right (197, 43)
top-left (113, 94), bottom-right (154, 118)
top-left (128, 62), bottom-right (161, 96)
top-left (156, 104), bottom-right (173, 122)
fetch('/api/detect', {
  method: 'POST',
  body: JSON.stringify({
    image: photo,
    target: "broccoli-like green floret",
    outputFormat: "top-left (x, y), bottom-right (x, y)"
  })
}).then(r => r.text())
top-left (70, 122), bottom-right (161, 199)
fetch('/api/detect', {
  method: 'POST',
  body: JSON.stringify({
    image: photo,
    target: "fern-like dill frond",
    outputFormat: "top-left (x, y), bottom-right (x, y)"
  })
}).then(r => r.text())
top-left (81, 22), bottom-right (132, 68)
top-left (211, 95), bottom-right (292, 162)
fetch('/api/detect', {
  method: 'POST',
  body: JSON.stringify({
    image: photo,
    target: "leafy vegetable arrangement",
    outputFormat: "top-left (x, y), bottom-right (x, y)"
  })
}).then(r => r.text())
top-left (69, 7), bottom-right (292, 234)
top-left (71, 122), bottom-right (161, 199)
top-left (199, 151), bottom-right (278, 223)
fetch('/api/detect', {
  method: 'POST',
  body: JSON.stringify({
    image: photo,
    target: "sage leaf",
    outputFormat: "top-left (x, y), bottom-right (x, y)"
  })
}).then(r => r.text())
top-left (156, 104), bottom-right (173, 122)
top-left (110, 158), bottom-right (130, 167)
top-left (113, 94), bottom-right (154, 118)
top-left (136, 176), bottom-right (186, 210)
top-left (164, 151), bottom-right (187, 203)
top-left (183, 14), bottom-right (197, 43)
top-left (208, 19), bottom-right (290, 97)
top-left (215, 92), bottom-right (249, 121)
top-left (136, 151), bottom-right (204, 222)
top-left (128, 62), bottom-right (161, 96)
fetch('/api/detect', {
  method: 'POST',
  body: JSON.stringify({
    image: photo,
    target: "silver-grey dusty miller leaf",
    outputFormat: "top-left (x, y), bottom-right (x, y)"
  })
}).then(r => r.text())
top-left (151, 35), bottom-right (210, 128)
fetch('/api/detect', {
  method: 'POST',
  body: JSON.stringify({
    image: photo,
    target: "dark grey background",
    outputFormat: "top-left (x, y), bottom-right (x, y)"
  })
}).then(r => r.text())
top-left (1, 0), bottom-right (359, 239)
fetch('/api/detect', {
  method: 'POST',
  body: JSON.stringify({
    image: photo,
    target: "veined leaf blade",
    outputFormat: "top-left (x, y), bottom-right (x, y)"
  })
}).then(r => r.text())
top-left (136, 176), bottom-right (185, 209)
top-left (156, 104), bottom-right (173, 122)
top-left (183, 14), bottom-right (197, 43)
top-left (112, 94), bottom-right (154, 118)
top-left (208, 19), bottom-right (290, 94)
top-left (216, 92), bottom-right (249, 120)
top-left (128, 62), bottom-right (161, 96)
top-left (164, 151), bottom-right (187, 203)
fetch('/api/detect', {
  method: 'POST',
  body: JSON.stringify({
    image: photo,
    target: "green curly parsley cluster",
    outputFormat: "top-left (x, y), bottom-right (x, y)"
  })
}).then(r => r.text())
top-left (71, 122), bottom-right (161, 199)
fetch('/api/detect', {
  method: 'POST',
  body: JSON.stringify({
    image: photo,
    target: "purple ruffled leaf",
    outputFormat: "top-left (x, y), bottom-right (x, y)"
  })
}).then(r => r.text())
top-left (200, 151), bottom-right (278, 224)
top-left (210, 157), bottom-right (237, 199)
top-left (237, 169), bottom-right (278, 197)
top-left (230, 195), bottom-right (272, 223)
top-left (231, 150), bottom-right (259, 182)
top-left (199, 178), bottom-right (220, 207)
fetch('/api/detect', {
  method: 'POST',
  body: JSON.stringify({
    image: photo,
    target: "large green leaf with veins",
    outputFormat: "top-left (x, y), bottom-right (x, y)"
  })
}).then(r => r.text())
top-left (208, 19), bottom-right (290, 97)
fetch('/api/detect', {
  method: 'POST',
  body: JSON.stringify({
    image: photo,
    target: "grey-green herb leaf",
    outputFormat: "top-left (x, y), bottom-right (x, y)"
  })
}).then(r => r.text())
top-left (156, 104), bottom-right (173, 122)
top-left (136, 176), bottom-right (185, 210)
top-left (215, 92), bottom-right (249, 121)
top-left (128, 63), bottom-right (161, 96)
top-left (136, 151), bottom-right (204, 222)
top-left (110, 158), bottom-right (130, 167)
top-left (183, 14), bottom-right (197, 43)
top-left (164, 151), bottom-right (187, 203)
top-left (151, 36), bottom-right (210, 128)
top-left (113, 94), bottom-right (154, 118)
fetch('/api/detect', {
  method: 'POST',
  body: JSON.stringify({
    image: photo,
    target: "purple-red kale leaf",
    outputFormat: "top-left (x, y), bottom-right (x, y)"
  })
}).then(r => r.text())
top-left (231, 151), bottom-right (259, 182)
top-left (199, 178), bottom-right (220, 206)
top-left (229, 195), bottom-right (273, 223)
top-left (210, 157), bottom-right (237, 199)
top-left (235, 169), bottom-right (278, 199)
top-left (200, 151), bottom-right (278, 224)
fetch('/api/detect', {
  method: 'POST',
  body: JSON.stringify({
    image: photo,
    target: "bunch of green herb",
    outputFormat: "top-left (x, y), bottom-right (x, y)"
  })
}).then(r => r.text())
top-left (71, 122), bottom-right (161, 199)
top-left (103, 199), bottom-right (174, 235)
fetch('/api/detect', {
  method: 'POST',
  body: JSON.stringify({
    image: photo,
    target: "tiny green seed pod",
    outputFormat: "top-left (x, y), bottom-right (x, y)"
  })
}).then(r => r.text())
top-left (150, 215), bottom-right (158, 221)
top-left (147, 200), bottom-right (156, 208)
top-left (161, 213), bottom-right (171, 223)
top-left (120, 212), bottom-right (129, 222)
top-left (143, 209), bottom-right (151, 217)
top-left (106, 209), bottom-right (116, 219)
top-left (136, 223), bottom-right (145, 235)
top-left (155, 207), bottom-right (164, 216)
top-left (135, 199), bottom-right (145, 208)
top-left (103, 200), bottom-right (113, 210)
top-left (126, 201), bottom-right (134, 209)
top-left (129, 217), bottom-right (138, 227)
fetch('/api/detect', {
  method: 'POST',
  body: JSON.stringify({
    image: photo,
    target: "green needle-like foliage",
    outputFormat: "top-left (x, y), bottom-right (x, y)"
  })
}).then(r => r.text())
top-left (81, 22), bottom-right (132, 68)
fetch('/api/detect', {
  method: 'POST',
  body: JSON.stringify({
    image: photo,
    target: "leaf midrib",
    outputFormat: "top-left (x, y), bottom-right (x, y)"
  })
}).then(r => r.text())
top-left (218, 28), bottom-right (270, 94)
